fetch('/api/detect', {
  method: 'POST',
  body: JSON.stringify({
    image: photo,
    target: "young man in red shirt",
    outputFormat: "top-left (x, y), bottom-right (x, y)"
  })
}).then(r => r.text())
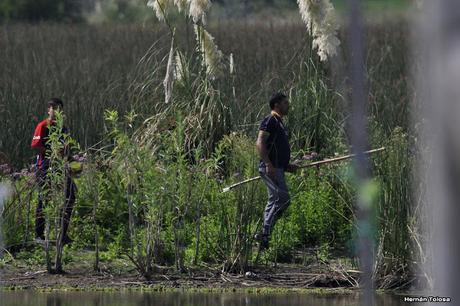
top-left (31, 98), bottom-right (76, 245)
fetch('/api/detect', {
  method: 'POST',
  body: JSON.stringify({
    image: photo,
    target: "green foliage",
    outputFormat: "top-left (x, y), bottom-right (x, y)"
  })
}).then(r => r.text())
top-left (0, 0), bottom-right (82, 22)
top-left (41, 110), bottom-right (80, 272)
top-left (372, 126), bottom-right (414, 276)
top-left (88, 0), bottom-right (153, 23)
top-left (290, 171), bottom-right (352, 247)
top-left (288, 58), bottom-right (346, 156)
top-left (197, 133), bottom-right (265, 272)
top-left (1, 176), bottom-right (35, 251)
top-left (15, 247), bottom-right (44, 266)
top-left (0, 0), bottom-right (409, 23)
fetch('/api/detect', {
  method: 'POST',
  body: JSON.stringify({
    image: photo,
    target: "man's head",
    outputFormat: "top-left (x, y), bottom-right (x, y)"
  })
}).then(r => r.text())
top-left (269, 92), bottom-right (289, 116)
top-left (47, 98), bottom-right (63, 120)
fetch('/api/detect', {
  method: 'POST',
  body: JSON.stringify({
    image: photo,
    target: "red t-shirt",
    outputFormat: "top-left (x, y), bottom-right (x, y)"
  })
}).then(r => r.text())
top-left (31, 119), bottom-right (51, 169)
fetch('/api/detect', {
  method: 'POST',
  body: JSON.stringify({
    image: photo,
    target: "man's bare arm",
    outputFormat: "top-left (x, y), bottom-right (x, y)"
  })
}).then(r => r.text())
top-left (256, 131), bottom-right (276, 181)
top-left (256, 131), bottom-right (271, 164)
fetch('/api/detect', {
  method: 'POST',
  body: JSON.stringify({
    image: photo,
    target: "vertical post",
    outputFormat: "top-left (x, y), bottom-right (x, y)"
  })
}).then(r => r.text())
top-left (347, 0), bottom-right (374, 305)
top-left (415, 1), bottom-right (460, 301)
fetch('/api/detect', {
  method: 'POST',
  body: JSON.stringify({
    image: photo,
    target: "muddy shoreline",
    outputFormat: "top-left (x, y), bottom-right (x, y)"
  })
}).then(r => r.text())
top-left (1, 261), bottom-right (363, 292)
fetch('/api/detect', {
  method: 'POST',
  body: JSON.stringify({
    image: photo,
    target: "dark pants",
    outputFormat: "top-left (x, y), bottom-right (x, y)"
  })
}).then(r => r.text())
top-left (259, 165), bottom-right (291, 237)
top-left (35, 168), bottom-right (76, 239)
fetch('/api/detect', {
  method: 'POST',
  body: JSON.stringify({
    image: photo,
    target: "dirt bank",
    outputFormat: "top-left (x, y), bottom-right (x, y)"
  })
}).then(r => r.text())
top-left (1, 260), bottom-right (360, 291)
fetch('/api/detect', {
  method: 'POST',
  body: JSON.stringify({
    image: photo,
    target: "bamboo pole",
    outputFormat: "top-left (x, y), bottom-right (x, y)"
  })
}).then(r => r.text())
top-left (221, 147), bottom-right (385, 193)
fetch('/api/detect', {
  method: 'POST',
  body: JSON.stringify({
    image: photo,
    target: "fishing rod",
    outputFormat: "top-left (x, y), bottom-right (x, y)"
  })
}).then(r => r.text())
top-left (221, 147), bottom-right (386, 193)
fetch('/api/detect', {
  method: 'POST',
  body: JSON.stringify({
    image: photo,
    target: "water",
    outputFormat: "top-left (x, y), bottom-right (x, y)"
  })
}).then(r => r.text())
top-left (0, 291), bottom-right (408, 306)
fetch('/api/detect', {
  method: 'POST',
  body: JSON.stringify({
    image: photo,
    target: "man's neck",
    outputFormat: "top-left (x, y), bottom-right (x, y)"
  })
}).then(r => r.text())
top-left (271, 110), bottom-right (283, 119)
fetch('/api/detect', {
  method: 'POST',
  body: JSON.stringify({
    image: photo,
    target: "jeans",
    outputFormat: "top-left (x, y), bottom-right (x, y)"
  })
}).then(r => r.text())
top-left (35, 168), bottom-right (77, 239)
top-left (259, 164), bottom-right (290, 237)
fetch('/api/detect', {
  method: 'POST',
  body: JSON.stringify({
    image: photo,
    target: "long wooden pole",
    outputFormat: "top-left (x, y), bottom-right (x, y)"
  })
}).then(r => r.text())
top-left (221, 147), bottom-right (385, 193)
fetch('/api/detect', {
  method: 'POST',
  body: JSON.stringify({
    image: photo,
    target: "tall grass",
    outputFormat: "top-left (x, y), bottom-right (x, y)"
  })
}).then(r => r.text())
top-left (0, 21), bottom-right (410, 168)
top-left (0, 21), bottom-right (307, 167)
top-left (0, 23), bottom-right (168, 167)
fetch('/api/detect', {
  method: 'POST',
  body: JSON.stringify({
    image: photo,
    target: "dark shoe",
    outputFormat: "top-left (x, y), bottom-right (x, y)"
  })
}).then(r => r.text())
top-left (254, 232), bottom-right (269, 250)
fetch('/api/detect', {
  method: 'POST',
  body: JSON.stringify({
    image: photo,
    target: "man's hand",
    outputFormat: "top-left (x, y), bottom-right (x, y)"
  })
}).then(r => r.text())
top-left (266, 162), bottom-right (277, 182)
top-left (286, 163), bottom-right (300, 173)
top-left (302, 151), bottom-right (318, 160)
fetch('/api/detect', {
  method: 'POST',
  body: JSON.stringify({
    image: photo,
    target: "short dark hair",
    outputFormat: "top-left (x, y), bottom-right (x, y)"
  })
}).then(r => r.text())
top-left (48, 98), bottom-right (63, 109)
top-left (269, 92), bottom-right (287, 110)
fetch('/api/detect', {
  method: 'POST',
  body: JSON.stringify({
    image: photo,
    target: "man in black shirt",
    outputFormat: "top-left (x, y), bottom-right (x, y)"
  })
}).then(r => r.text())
top-left (255, 92), bottom-right (299, 250)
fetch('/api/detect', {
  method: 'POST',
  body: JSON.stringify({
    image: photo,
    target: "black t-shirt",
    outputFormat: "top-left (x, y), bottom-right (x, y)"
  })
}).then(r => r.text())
top-left (258, 113), bottom-right (291, 169)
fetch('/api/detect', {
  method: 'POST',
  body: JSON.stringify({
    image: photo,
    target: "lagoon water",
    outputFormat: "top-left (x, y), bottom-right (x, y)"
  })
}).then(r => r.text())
top-left (0, 291), bottom-right (409, 306)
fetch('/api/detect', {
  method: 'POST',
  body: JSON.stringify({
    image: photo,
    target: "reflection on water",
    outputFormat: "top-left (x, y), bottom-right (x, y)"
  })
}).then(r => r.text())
top-left (0, 291), bottom-right (407, 306)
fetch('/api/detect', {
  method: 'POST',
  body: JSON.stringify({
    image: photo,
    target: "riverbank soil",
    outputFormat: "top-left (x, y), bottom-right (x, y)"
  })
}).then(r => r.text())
top-left (0, 249), bottom-right (362, 290)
